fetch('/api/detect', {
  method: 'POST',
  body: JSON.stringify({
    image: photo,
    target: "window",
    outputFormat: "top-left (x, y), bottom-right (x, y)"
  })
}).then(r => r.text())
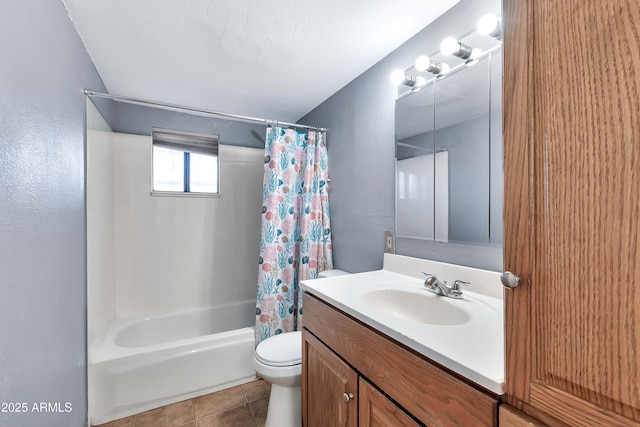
top-left (152, 128), bottom-right (219, 195)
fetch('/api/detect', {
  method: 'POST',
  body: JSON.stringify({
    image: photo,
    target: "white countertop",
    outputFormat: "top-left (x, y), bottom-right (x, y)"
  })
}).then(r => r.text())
top-left (301, 254), bottom-right (505, 395)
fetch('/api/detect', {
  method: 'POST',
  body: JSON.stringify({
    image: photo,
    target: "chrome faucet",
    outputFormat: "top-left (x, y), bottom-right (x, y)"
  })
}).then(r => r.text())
top-left (421, 273), bottom-right (470, 299)
top-left (422, 273), bottom-right (449, 296)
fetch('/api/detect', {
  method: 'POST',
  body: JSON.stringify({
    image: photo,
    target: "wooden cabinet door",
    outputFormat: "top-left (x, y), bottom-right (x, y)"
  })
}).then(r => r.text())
top-left (359, 378), bottom-right (421, 427)
top-left (499, 405), bottom-right (548, 427)
top-left (503, 0), bottom-right (640, 426)
top-left (302, 330), bottom-right (358, 427)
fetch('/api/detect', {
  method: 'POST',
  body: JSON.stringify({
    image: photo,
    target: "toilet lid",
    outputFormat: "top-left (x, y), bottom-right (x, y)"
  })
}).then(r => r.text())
top-left (255, 331), bottom-right (302, 367)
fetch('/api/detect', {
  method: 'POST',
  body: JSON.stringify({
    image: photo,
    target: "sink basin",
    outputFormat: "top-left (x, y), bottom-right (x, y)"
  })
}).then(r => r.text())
top-left (363, 289), bottom-right (470, 326)
top-left (300, 265), bottom-right (505, 394)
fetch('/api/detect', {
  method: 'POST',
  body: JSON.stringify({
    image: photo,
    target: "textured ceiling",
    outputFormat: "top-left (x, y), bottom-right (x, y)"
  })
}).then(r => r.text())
top-left (63, 0), bottom-right (460, 123)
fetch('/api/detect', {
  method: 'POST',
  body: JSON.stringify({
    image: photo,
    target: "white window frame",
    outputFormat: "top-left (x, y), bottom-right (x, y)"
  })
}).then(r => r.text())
top-left (150, 128), bottom-right (220, 198)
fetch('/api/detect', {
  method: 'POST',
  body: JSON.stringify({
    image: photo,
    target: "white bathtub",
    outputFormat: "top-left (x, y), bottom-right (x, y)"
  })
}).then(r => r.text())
top-left (89, 300), bottom-right (257, 425)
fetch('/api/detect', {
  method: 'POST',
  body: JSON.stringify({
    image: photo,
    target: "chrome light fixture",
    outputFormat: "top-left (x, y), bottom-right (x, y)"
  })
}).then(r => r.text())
top-left (415, 55), bottom-right (450, 76)
top-left (440, 37), bottom-right (482, 63)
top-left (477, 14), bottom-right (502, 40)
top-left (390, 69), bottom-right (426, 87)
top-left (441, 37), bottom-right (472, 58)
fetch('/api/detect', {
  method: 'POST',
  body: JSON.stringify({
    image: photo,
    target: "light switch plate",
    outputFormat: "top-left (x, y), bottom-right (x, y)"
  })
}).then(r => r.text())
top-left (384, 229), bottom-right (395, 254)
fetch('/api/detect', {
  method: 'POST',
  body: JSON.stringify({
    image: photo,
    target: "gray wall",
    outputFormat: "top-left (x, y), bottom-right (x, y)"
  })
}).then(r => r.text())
top-left (0, 1), bottom-right (107, 426)
top-left (299, 0), bottom-right (502, 272)
top-left (94, 100), bottom-right (267, 149)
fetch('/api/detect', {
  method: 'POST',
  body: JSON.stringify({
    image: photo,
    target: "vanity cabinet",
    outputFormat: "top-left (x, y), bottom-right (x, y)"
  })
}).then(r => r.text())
top-left (301, 292), bottom-right (500, 427)
top-left (302, 330), bottom-right (358, 427)
top-left (302, 330), bottom-right (418, 427)
top-left (502, 0), bottom-right (640, 425)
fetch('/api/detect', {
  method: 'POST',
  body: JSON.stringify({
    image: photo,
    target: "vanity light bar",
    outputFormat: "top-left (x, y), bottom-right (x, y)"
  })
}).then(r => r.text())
top-left (390, 13), bottom-right (502, 87)
top-left (396, 44), bottom-right (502, 100)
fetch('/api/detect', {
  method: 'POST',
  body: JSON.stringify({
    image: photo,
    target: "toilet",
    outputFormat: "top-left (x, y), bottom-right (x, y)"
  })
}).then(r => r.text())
top-left (253, 269), bottom-right (349, 427)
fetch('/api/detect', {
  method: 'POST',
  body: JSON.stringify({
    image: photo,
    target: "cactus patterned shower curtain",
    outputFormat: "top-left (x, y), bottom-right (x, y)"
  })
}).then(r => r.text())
top-left (255, 126), bottom-right (333, 344)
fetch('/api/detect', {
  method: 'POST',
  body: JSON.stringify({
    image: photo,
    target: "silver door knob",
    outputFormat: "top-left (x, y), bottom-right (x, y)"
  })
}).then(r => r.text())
top-left (500, 271), bottom-right (521, 289)
top-left (343, 392), bottom-right (354, 403)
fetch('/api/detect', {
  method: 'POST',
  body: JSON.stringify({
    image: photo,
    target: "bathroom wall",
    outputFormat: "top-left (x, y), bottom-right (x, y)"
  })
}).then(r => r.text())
top-left (0, 1), bottom-right (108, 426)
top-left (87, 102), bottom-right (116, 361)
top-left (114, 102), bottom-right (266, 148)
top-left (299, 0), bottom-right (501, 273)
top-left (95, 100), bottom-right (266, 150)
top-left (107, 134), bottom-right (264, 318)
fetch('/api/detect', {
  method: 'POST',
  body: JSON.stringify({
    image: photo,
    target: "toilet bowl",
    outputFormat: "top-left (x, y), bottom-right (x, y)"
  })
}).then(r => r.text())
top-left (254, 269), bottom-right (349, 427)
top-left (254, 331), bottom-right (303, 427)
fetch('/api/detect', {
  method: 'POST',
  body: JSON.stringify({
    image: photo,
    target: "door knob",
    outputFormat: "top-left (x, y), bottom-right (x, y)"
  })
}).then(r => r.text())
top-left (500, 271), bottom-right (521, 289)
top-left (343, 392), bottom-right (354, 403)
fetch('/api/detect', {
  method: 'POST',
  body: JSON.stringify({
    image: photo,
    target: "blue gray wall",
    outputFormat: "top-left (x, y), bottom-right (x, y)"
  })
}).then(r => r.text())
top-left (93, 100), bottom-right (267, 149)
top-left (299, 0), bottom-right (502, 272)
top-left (0, 1), bottom-right (107, 426)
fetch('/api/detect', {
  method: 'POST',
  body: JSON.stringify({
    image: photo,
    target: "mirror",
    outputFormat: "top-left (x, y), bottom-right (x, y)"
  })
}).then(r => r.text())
top-left (435, 55), bottom-right (490, 244)
top-left (395, 83), bottom-right (436, 240)
top-left (489, 51), bottom-right (503, 245)
top-left (395, 44), bottom-right (502, 246)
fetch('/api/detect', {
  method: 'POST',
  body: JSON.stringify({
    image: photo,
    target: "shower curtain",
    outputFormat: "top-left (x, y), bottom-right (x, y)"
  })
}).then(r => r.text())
top-left (255, 126), bottom-right (333, 344)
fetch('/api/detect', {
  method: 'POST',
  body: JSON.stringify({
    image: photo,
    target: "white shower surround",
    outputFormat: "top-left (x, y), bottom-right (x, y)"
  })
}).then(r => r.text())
top-left (111, 134), bottom-right (264, 317)
top-left (87, 101), bottom-right (117, 362)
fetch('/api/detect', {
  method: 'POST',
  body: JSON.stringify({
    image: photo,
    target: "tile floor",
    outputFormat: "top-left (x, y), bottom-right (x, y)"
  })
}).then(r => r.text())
top-left (95, 379), bottom-right (271, 427)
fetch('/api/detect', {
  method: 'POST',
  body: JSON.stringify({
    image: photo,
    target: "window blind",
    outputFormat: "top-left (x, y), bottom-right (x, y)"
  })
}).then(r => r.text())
top-left (152, 128), bottom-right (219, 156)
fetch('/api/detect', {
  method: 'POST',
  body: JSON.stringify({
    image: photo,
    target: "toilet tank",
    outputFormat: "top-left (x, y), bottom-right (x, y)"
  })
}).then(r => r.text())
top-left (318, 269), bottom-right (349, 279)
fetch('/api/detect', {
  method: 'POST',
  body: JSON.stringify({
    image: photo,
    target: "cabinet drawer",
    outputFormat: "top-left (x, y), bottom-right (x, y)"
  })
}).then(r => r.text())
top-left (303, 293), bottom-right (499, 427)
top-left (360, 377), bottom-right (422, 427)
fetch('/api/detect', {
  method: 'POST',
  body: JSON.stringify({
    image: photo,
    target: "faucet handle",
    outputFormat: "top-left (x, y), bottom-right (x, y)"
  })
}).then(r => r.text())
top-left (451, 279), bottom-right (471, 289)
top-left (449, 280), bottom-right (470, 297)
top-left (421, 272), bottom-right (437, 286)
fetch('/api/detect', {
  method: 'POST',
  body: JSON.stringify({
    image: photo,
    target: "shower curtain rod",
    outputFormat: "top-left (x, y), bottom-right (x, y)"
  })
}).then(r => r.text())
top-left (84, 89), bottom-right (327, 132)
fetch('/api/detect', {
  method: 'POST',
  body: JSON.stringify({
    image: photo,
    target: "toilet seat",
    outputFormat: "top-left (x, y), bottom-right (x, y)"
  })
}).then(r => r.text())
top-left (255, 331), bottom-right (302, 367)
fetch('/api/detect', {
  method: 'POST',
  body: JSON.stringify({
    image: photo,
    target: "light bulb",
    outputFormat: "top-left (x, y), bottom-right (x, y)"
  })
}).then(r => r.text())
top-left (440, 37), bottom-right (460, 56)
top-left (415, 55), bottom-right (431, 72)
top-left (477, 14), bottom-right (499, 36)
top-left (415, 55), bottom-right (444, 74)
top-left (390, 69), bottom-right (407, 85)
top-left (390, 69), bottom-right (417, 87)
top-left (415, 76), bottom-right (427, 87)
top-left (439, 63), bottom-right (450, 75)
